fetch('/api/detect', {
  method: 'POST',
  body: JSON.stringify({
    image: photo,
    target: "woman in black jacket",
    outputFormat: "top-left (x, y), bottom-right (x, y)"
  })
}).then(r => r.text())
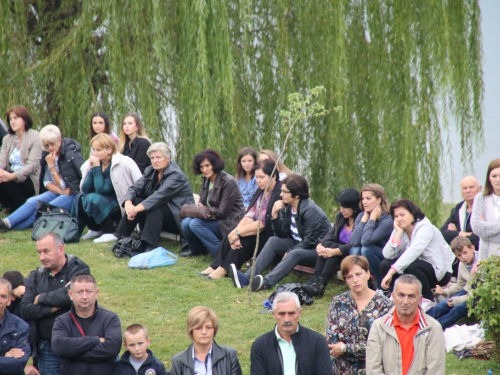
top-left (170, 306), bottom-right (242, 375)
top-left (200, 160), bottom-right (282, 279)
top-left (0, 125), bottom-right (83, 232)
top-left (302, 188), bottom-right (361, 297)
top-left (180, 149), bottom-right (244, 258)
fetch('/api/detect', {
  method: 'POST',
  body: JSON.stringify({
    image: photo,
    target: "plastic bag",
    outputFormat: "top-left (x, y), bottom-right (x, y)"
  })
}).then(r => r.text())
top-left (127, 247), bottom-right (178, 269)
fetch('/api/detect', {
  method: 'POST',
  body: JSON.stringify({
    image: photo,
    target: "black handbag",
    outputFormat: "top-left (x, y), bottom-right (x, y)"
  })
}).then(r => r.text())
top-left (32, 211), bottom-right (80, 243)
top-left (35, 200), bottom-right (69, 219)
top-left (110, 235), bottom-right (142, 258)
top-left (268, 283), bottom-right (314, 306)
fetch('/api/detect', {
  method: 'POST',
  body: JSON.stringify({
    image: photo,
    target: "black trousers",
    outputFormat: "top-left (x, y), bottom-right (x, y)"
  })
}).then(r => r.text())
top-left (210, 232), bottom-right (270, 271)
top-left (0, 179), bottom-right (35, 210)
top-left (380, 258), bottom-right (452, 300)
top-left (114, 198), bottom-right (180, 248)
top-left (313, 241), bottom-right (348, 280)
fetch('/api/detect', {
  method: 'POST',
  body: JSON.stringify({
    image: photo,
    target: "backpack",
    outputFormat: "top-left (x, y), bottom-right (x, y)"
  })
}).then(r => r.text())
top-left (268, 283), bottom-right (314, 306)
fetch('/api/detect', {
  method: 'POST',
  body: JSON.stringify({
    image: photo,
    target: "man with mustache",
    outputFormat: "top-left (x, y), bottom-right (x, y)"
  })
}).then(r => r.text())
top-left (250, 292), bottom-right (331, 375)
top-left (366, 274), bottom-right (445, 375)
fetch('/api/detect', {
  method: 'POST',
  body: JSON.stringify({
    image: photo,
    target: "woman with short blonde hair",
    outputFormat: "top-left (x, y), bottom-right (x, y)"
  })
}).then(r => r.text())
top-left (171, 306), bottom-right (242, 375)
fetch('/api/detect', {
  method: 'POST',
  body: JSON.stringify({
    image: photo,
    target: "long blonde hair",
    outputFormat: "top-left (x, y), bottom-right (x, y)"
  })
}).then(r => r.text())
top-left (118, 113), bottom-right (149, 153)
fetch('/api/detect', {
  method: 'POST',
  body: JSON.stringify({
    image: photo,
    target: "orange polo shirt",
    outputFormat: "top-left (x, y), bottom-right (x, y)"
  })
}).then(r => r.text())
top-left (393, 311), bottom-right (420, 375)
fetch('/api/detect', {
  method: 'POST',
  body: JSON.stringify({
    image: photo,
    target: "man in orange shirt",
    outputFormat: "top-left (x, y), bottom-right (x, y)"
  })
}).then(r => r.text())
top-left (366, 274), bottom-right (445, 375)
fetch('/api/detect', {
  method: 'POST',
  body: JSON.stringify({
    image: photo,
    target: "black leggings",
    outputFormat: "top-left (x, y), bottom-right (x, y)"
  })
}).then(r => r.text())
top-left (380, 258), bottom-right (452, 300)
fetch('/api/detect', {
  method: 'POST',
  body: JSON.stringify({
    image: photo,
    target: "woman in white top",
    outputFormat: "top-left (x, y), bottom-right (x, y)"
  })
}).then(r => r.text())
top-left (471, 158), bottom-right (500, 260)
top-left (380, 198), bottom-right (454, 301)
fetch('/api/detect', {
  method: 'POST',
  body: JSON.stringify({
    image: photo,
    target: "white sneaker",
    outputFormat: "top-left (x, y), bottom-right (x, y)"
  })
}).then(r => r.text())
top-left (81, 230), bottom-right (102, 240)
top-left (93, 233), bottom-right (118, 243)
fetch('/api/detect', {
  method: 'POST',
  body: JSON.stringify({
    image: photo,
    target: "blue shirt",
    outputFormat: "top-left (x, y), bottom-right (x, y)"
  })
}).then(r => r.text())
top-left (237, 176), bottom-right (258, 207)
top-left (192, 345), bottom-right (212, 375)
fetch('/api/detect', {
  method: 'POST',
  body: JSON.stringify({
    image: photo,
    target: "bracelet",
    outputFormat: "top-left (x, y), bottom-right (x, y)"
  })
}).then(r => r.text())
top-left (236, 229), bottom-right (241, 238)
top-left (51, 172), bottom-right (57, 176)
top-left (49, 166), bottom-right (56, 170)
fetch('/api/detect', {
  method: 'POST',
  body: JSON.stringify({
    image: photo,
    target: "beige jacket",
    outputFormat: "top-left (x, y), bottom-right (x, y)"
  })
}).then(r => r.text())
top-left (80, 153), bottom-right (142, 214)
top-left (366, 307), bottom-right (445, 375)
top-left (443, 251), bottom-right (477, 305)
top-left (0, 129), bottom-right (42, 194)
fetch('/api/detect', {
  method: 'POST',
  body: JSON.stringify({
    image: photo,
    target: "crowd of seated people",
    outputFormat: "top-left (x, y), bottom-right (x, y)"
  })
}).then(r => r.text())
top-left (1, 104), bottom-right (496, 375)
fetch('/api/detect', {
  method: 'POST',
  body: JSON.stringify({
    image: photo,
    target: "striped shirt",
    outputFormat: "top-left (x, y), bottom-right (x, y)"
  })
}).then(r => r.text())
top-left (290, 211), bottom-right (301, 241)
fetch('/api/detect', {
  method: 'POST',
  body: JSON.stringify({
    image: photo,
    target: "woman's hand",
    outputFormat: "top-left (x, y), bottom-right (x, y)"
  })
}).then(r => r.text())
top-left (393, 219), bottom-right (403, 232)
top-left (271, 200), bottom-right (284, 219)
top-left (0, 169), bottom-right (16, 183)
top-left (61, 188), bottom-right (72, 196)
top-left (89, 155), bottom-right (99, 168)
top-left (228, 230), bottom-right (239, 244)
top-left (230, 238), bottom-right (242, 250)
top-left (316, 243), bottom-right (326, 257)
top-left (45, 152), bottom-right (56, 166)
top-left (381, 268), bottom-right (397, 290)
top-left (329, 342), bottom-right (344, 358)
top-left (370, 204), bottom-right (382, 221)
top-left (361, 211), bottom-right (370, 223)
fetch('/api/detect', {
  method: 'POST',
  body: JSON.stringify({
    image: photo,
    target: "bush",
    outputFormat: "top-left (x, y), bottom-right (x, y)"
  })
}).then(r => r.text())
top-left (468, 255), bottom-right (500, 361)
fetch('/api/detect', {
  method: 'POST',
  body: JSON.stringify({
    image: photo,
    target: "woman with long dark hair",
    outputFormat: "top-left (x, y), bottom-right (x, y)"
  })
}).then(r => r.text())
top-left (302, 188), bottom-right (361, 297)
top-left (236, 146), bottom-right (258, 208)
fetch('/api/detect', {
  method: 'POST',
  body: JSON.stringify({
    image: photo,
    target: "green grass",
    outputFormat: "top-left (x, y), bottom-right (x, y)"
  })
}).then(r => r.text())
top-left (1, 215), bottom-right (499, 374)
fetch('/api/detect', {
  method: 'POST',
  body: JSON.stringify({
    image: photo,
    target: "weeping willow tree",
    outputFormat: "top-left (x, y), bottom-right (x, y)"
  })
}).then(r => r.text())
top-left (0, 0), bottom-right (483, 223)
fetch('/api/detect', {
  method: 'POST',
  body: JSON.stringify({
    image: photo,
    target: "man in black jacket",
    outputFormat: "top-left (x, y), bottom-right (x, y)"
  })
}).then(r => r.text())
top-left (440, 176), bottom-right (481, 275)
top-left (52, 274), bottom-right (122, 375)
top-left (250, 292), bottom-right (331, 375)
top-left (21, 232), bottom-right (90, 375)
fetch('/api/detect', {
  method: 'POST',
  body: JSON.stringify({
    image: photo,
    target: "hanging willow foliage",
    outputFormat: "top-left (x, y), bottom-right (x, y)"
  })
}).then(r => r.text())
top-left (0, 0), bottom-right (483, 223)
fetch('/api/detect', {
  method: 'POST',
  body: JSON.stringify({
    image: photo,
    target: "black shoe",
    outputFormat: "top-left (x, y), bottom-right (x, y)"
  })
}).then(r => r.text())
top-left (302, 276), bottom-right (327, 298)
top-left (179, 249), bottom-right (201, 257)
top-left (251, 275), bottom-right (271, 292)
top-left (0, 220), bottom-right (9, 233)
top-left (305, 275), bottom-right (320, 286)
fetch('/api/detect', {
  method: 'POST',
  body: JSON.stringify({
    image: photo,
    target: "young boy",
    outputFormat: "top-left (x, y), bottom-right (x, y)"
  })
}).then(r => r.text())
top-left (426, 236), bottom-right (478, 330)
top-left (113, 324), bottom-right (169, 375)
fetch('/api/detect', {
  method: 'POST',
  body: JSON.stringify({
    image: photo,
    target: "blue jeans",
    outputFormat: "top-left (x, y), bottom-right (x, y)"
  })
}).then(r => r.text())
top-left (5, 191), bottom-right (75, 230)
top-left (38, 339), bottom-right (62, 375)
top-left (350, 245), bottom-right (384, 288)
top-left (426, 289), bottom-right (468, 330)
top-left (181, 217), bottom-right (223, 257)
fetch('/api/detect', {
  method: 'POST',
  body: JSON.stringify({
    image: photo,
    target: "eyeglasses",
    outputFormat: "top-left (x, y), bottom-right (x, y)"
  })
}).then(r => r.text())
top-left (281, 190), bottom-right (291, 194)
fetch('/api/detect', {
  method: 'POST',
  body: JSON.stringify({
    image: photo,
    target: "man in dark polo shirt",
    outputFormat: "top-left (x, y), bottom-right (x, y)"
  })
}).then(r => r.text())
top-left (366, 275), bottom-right (445, 375)
top-left (20, 232), bottom-right (90, 375)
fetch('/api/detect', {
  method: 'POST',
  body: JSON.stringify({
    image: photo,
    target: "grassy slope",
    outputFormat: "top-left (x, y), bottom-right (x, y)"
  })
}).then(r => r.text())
top-left (1, 206), bottom-right (499, 374)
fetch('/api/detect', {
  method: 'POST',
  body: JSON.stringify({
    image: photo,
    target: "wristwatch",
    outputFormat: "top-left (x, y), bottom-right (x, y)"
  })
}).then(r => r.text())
top-left (236, 229), bottom-right (241, 238)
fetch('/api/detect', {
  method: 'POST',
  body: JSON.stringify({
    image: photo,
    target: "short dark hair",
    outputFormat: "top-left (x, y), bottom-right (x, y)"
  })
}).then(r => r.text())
top-left (89, 111), bottom-right (111, 138)
top-left (6, 105), bottom-right (33, 134)
top-left (192, 149), bottom-right (225, 175)
top-left (390, 199), bottom-right (425, 223)
top-left (2, 270), bottom-right (24, 290)
top-left (256, 159), bottom-right (279, 182)
top-left (70, 274), bottom-right (96, 288)
top-left (282, 174), bottom-right (309, 199)
top-left (236, 147), bottom-right (258, 179)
